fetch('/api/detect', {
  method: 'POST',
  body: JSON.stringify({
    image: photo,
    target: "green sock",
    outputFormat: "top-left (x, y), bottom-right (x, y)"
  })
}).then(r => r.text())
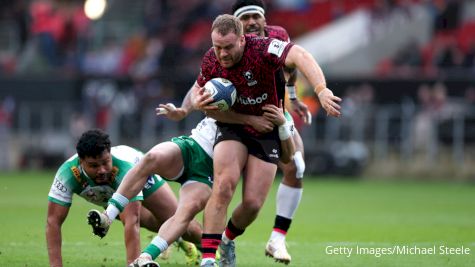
top-left (143, 236), bottom-right (169, 259)
top-left (143, 244), bottom-right (161, 260)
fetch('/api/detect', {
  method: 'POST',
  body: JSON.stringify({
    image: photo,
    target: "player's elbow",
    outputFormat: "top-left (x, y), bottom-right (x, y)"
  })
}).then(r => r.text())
top-left (287, 45), bottom-right (311, 67)
top-left (143, 149), bottom-right (165, 168)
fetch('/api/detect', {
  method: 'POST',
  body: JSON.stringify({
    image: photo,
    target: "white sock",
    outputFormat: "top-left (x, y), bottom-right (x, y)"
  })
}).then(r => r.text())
top-left (105, 205), bottom-right (120, 221)
top-left (276, 183), bottom-right (303, 219)
top-left (151, 236), bottom-right (169, 252)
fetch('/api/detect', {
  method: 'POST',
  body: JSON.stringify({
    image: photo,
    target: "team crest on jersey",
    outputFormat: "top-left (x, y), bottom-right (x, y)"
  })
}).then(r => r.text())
top-left (243, 70), bottom-right (257, 86)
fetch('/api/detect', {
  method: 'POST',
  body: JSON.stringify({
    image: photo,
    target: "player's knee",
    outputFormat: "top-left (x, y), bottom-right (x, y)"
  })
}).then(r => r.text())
top-left (143, 150), bottom-right (162, 166)
top-left (213, 178), bottom-right (236, 203)
top-left (182, 201), bottom-right (204, 218)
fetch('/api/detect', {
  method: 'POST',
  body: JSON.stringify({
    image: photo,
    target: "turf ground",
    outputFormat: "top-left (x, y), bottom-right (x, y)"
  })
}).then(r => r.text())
top-left (0, 171), bottom-right (474, 266)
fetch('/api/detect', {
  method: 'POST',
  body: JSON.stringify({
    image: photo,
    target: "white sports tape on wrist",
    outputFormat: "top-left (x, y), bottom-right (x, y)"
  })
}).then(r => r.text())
top-left (278, 122), bottom-right (292, 140)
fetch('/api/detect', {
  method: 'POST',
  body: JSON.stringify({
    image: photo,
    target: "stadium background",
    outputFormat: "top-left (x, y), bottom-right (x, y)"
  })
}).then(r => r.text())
top-left (1, 0), bottom-right (474, 178)
top-left (0, 0), bottom-right (474, 266)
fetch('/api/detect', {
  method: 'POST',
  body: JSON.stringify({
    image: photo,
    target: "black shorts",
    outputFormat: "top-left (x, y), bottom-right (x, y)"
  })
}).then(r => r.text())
top-left (215, 122), bottom-right (281, 165)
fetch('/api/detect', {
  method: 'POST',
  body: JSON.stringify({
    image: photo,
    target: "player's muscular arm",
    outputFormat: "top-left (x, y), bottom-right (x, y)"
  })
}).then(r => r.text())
top-left (119, 201), bottom-right (141, 264)
top-left (285, 45), bottom-right (342, 117)
top-left (46, 202), bottom-right (70, 267)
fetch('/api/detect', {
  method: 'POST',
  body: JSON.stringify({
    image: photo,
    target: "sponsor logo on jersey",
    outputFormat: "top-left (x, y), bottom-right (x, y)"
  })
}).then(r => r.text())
top-left (237, 93), bottom-right (268, 105)
top-left (243, 70), bottom-right (257, 86)
top-left (71, 166), bottom-right (88, 188)
top-left (53, 179), bottom-right (67, 193)
top-left (267, 39), bottom-right (288, 57)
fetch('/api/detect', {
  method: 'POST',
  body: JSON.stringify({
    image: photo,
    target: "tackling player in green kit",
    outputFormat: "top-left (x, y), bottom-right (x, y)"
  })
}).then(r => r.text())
top-left (46, 129), bottom-right (200, 266)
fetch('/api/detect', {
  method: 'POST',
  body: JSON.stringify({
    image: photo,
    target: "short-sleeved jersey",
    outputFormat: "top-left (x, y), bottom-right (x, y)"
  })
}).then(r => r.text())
top-left (197, 35), bottom-right (293, 135)
top-left (48, 145), bottom-right (151, 208)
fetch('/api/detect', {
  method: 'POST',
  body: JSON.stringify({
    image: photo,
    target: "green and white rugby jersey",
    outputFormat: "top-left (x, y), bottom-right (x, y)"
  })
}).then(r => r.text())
top-left (48, 145), bottom-right (162, 208)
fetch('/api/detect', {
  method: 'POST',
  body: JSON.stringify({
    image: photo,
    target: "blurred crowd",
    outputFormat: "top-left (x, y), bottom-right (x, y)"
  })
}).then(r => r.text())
top-left (379, 0), bottom-right (475, 77)
top-left (0, 0), bottom-right (473, 173)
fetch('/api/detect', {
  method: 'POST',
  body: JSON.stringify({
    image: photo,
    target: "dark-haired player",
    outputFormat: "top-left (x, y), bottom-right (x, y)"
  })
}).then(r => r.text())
top-left (46, 129), bottom-right (200, 266)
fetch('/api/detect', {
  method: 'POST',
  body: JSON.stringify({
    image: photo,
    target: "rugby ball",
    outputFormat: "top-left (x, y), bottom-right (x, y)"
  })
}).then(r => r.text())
top-left (204, 78), bottom-right (237, 111)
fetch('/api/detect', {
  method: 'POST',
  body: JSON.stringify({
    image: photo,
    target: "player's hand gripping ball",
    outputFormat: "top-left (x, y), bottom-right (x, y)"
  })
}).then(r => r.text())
top-left (204, 78), bottom-right (237, 111)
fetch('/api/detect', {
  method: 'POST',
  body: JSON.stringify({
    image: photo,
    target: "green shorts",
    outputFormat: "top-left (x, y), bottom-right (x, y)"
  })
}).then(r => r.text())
top-left (171, 136), bottom-right (213, 187)
top-left (142, 174), bottom-right (166, 199)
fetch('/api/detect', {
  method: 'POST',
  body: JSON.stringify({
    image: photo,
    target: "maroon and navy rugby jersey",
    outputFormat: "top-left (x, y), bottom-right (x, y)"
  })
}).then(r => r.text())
top-left (197, 35), bottom-right (294, 118)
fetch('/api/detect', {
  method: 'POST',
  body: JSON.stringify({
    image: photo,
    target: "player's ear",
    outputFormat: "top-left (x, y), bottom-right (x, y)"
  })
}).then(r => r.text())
top-left (239, 34), bottom-right (245, 46)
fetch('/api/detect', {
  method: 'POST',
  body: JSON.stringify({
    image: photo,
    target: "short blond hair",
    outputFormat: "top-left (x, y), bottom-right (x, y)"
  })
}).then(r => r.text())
top-left (211, 14), bottom-right (243, 36)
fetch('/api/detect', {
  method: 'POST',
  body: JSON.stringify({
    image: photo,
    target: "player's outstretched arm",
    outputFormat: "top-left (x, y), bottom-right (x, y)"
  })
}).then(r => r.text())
top-left (46, 202), bottom-right (70, 267)
top-left (285, 45), bottom-right (342, 117)
top-left (156, 82), bottom-right (197, 121)
top-left (118, 201), bottom-right (142, 264)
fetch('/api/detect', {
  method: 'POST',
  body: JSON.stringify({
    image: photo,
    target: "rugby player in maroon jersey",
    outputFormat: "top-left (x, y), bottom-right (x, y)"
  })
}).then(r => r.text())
top-left (192, 14), bottom-right (341, 267)
top-left (231, 0), bottom-right (311, 264)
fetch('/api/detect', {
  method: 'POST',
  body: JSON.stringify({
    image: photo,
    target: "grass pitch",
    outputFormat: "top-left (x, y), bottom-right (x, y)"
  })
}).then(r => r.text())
top-left (0, 171), bottom-right (474, 266)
